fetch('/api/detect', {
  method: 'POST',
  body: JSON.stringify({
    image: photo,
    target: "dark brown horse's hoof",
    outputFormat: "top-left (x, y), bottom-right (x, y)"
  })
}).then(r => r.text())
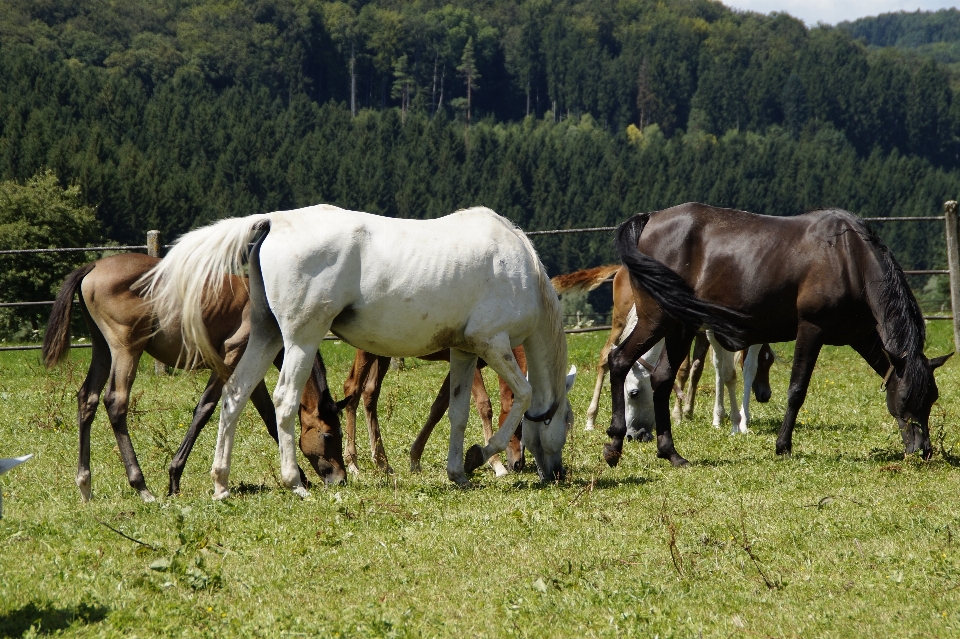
top-left (775, 443), bottom-right (792, 456)
top-left (464, 445), bottom-right (485, 474)
top-left (602, 443), bottom-right (622, 467)
top-left (670, 455), bottom-right (689, 467)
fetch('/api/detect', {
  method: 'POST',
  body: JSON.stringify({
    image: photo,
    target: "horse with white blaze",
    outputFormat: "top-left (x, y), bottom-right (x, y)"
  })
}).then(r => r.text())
top-left (141, 205), bottom-right (575, 497)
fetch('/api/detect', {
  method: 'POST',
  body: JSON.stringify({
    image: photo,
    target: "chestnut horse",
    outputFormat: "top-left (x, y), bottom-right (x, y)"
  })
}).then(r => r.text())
top-left (42, 253), bottom-right (346, 502)
top-left (340, 347), bottom-right (526, 476)
top-left (605, 203), bottom-right (951, 467)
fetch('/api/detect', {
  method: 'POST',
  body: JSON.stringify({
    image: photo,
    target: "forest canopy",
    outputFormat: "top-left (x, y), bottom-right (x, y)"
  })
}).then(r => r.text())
top-left (0, 0), bottom-right (959, 299)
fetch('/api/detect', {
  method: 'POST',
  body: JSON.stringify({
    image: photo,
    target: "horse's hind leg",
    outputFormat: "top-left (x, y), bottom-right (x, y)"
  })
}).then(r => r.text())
top-left (585, 338), bottom-right (615, 431)
top-left (447, 348), bottom-right (480, 487)
top-left (248, 376), bottom-right (310, 487)
top-left (776, 322), bottom-right (824, 456)
top-left (102, 351), bottom-right (155, 502)
top-left (168, 372), bottom-right (224, 496)
top-left (500, 375), bottom-right (525, 472)
top-left (651, 327), bottom-right (696, 467)
top-left (76, 341), bottom-right (110, 502)
top-left (672, 352), bottom-right (692, 423)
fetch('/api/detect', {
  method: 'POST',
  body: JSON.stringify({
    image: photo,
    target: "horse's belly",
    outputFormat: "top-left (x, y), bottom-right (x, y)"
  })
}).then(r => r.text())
top-left (330, 305), bottom-right (469, 358)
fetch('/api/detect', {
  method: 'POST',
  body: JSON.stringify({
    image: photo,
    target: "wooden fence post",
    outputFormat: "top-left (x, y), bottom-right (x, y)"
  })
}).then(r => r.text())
top-left (147, 230), bottom-right (169, 375)
top-left (943, 201), bottom-right (960, 353)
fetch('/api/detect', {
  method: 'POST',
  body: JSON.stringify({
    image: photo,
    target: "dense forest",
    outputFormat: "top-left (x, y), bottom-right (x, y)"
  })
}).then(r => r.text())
top-left (839, 9), bottom-right (960, 76)
top-left (2, 0), bottom-right (960, 328)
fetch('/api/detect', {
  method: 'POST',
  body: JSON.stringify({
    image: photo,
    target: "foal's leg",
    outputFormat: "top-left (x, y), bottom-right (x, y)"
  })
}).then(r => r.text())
top-left (707, 332), bottom-right (741, 429)
top-left (410, 374), bottom-right (451, 473)
top-left (672, 352), bottom-right (692, 423)
top-left (684, 333), bottom-right (710, 418)
top-left (737, 344), bottom-right (761, 435)
top-left (447, 349), bottom-right (480, 487)
top-left (500, 375), bottom-right (525, 472)
top-left (361, 355), bottom-right (392, 473)
top-left (76, 340), bottom-right (110, 502)
top-left (167, 372), bottom-right (224, 495)
top-left (472, 369), bottom-right (509, 476)
top-left (102, 350), bottom-right (155, 502)
top-left (342, 351), bottom-right (377, 475)
top-left (775, 321), bottom-right (824, 456)
top-left (585, 337), bottom-right (616, 430)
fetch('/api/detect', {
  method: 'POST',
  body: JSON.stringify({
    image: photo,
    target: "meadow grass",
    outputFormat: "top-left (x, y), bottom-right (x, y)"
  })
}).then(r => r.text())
top-left (2, 324), bottom-right (960, 637)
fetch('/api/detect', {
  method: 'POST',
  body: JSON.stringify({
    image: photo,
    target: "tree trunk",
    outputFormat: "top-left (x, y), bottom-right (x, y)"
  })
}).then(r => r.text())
top-left (350, 44), bottom-right (356, 117)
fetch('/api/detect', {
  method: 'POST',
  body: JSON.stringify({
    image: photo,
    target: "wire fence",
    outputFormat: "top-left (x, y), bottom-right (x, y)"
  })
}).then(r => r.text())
top-left (0, 212), bottom-right (956, 353)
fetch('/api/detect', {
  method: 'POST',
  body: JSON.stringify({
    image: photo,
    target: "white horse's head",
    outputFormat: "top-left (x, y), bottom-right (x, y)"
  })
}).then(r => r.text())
top-left (525, 366), bottom-right (577, 481)
top-left (624, 340), bottom-right (663, 442)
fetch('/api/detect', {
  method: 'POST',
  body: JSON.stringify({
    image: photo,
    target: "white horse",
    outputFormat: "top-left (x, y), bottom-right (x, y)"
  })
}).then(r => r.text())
top-left (706, 331), bottom-right (768, 434)
top-left (142, 205), bottom-right (576, 497)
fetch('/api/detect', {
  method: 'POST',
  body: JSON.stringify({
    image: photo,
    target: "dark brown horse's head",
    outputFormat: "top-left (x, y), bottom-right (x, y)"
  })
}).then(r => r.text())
top-left (885, 352), bottom-right (952, 459)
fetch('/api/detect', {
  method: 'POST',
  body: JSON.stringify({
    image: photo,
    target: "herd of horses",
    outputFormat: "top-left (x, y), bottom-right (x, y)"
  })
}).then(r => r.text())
top-left (39, 202), bottom-right (951, 501)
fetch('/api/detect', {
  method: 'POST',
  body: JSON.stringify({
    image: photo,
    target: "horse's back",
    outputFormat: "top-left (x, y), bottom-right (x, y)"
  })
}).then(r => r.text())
top-left (258, 205), bottom-right (547, 357)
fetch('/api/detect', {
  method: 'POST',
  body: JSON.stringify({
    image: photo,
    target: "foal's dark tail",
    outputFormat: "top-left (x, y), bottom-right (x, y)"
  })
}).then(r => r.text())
top-left (615, 213), bottom-right (750, 347)
top-left (42, 262), bottom-right (97, 369)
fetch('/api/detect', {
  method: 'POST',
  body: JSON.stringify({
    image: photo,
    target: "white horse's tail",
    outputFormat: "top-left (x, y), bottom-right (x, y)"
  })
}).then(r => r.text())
top-left (136, 213), bottom-right (272, 379)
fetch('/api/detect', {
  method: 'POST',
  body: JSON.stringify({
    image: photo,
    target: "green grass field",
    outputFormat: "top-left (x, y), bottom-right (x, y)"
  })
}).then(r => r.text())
top-left (2, 325), bottom-right (960, 638)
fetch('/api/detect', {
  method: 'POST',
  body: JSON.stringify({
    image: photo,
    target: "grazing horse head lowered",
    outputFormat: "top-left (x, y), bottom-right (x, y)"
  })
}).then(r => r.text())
top-left (605, 203), bottom-right (950, 467)
top-left (141, 205), bottom-right (575, 497)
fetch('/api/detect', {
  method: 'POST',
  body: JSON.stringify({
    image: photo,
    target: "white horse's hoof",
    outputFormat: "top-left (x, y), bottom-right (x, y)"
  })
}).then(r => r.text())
top-left (347, 463), bottom-right (361, 476)
top-left (139, 490), bottom-right (157, 503)
top-left (292, 485), bottom-right (309, 499)
top-left (212, 489), bottom-right (230, 501)
top-left (584, 424), bottom-right (595, 431)
top-left (491, 461), bottom-right (509, 477)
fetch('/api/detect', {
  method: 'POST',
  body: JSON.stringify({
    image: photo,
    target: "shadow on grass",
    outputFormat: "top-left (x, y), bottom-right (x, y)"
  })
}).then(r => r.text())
top-left (233, 482), bottom-right (271, 496)
top-left (0, 601), bottom-right (108, 637)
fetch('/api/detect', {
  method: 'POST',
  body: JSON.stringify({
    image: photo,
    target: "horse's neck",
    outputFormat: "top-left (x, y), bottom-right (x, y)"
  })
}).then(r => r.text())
top-left (523, 314), bottom-right (567, 412)
top-left (862, 250), bottom-right (920, 360)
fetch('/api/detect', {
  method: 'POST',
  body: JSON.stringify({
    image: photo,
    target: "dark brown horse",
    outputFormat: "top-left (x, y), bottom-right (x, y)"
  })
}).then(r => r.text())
top-left (341, 347), bottom-right (526, 475)
top-left (605, 203), bottom-right (950, 467)
top-left (42, 253), bottom-right (346, 501)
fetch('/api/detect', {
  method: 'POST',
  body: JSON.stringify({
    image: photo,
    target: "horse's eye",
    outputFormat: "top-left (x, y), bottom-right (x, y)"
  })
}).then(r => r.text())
top-left (628, 389), bottom-right (640, 398)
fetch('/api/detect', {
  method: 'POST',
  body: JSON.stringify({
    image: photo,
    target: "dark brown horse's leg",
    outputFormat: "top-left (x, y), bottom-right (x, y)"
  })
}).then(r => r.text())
top-left (167, 371), bottom-right (224, 495)
top-left (102, 352), bottom-right (155, 502)
top-left (76, 341), bottom-right (111, 502)
top-left (651, 327), bottom-right (696, 466)
top-left (776, 322), bottom-right (824, 456)
top-left (409, 373), bottom-right (452, 473)
top-left (362, 356), bottom-right (393, 473)
top-left (606, 322), bottom-right (669, 467)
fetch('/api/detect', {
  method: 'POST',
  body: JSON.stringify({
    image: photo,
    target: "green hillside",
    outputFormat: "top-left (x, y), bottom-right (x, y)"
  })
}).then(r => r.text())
top-left (0, 0), bottom-right (958, 292)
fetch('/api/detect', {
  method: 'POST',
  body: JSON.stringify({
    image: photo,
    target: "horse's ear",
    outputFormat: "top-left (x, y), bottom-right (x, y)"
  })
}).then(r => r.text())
top-left (335, 396), bottom-right (352, 413)
top-left (565, 365), bottom-right (577, 393)
top-left (930, 352), bottom-right (953, 370)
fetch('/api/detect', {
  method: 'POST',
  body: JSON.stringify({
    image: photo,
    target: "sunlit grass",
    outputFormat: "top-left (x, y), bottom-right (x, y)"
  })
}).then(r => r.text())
top-left (1, 324), bottom-right (960, 637)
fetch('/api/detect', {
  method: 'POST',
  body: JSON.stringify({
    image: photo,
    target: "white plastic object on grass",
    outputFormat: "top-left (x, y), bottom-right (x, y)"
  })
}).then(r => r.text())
top-left (0, 454), bottom-right (33, 518)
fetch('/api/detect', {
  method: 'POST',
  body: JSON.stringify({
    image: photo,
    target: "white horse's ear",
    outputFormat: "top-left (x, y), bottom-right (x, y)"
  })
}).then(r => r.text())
top-left (565, 365), bottom-right (577, 392)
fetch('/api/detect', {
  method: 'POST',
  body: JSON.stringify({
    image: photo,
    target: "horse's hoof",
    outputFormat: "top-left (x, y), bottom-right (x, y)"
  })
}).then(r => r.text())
top-left (584, 425), bottom-right (595, 432)
top-left (447, 472), bottom-right (471, 488)
top-left (602, 443), bottom-right (622, 467)
top-left (775, 443), bottom-right (792, 456)
top-left (671, 455), bottom-right (689, 467)
top-left (139, 489), bottom-right (157, 503)
top-left (292, 485), bottom-right (309, 499)
top-left (347, 463), bottom-right (361, 476)
top-left (639, 430), bottom-right (653, 443)
top-left (409, 461), bottom-right (422, 474)
top-left (491, 462), bottom-right (509, 478)
top-left (212, 489), bottom-right (230, 501)
top-left (464, 445), bottom-right (485, 474)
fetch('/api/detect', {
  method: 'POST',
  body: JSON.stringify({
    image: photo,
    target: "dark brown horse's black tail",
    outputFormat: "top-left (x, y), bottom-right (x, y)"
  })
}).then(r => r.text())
top-left (42, 262), bottom-right (96, 369)
top-left (614, 213), bottom-right (750, 347)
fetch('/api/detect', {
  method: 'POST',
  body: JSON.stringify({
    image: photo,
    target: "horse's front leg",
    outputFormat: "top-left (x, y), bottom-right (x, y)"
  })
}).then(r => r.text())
top-left (446, 349), bottom-right (480, 487)
top-left (651, 327), bottom-right (695, 467)
top-left (776, 322), bottom-right (824, 456)
top-left (605, 325), bottom-right (665, 468)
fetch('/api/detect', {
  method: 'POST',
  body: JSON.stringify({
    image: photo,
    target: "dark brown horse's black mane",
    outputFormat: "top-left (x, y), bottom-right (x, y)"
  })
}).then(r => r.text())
top-left (846, 214), bottom-right (928, 408)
